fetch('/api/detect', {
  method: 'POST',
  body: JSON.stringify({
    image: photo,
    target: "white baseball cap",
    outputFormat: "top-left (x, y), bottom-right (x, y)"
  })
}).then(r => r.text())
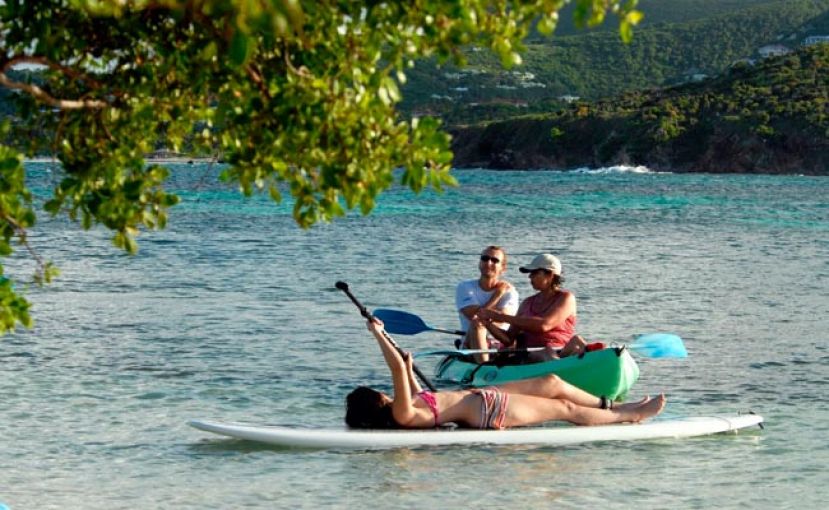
top-left (519, 253), bottom-right (562, 275)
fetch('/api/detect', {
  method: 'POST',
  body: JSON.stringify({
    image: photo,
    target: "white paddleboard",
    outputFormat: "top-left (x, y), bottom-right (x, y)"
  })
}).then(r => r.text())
top-left (189, 414), bottom-right (763, 449)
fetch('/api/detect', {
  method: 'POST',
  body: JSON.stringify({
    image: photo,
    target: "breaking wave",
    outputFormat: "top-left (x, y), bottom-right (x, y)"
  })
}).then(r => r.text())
top-left (569, 164), bottom-right (661, 174)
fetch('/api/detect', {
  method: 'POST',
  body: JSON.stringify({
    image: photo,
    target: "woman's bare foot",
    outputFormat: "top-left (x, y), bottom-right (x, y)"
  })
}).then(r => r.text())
top-left (614, 395), bottom-right (651, 412)
top-left (631, 393), bottom-right (666, 423)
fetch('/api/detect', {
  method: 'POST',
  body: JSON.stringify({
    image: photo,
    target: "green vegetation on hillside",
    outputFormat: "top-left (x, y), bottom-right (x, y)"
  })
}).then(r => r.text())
top-left (550, 0), bottom-right (779, 36)
top-left (403, 0), bottom-right (829, 124)
top-left (451, 44), bottom-right (829, 173)
top-left (554, 43), bottom-right (827, 141)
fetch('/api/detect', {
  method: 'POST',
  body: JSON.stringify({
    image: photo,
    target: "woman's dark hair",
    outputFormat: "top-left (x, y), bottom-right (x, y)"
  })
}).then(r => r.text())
top-left (551, 274), bottom-right (564, 289)
top-left (345, 386), bottom-right (399, 429)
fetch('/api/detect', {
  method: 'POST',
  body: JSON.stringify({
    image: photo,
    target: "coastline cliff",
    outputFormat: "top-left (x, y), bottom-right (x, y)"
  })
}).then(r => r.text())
top-left (450, 45), bottom-right (829, 175)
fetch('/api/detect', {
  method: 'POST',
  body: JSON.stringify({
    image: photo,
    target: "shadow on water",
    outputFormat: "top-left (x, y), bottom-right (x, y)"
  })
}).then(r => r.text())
top-left (188, 437), bottom-right (314, 454)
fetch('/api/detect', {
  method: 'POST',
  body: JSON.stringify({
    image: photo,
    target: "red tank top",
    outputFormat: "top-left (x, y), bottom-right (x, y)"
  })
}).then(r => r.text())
top-left (518, 292), bottom-right (577, 349)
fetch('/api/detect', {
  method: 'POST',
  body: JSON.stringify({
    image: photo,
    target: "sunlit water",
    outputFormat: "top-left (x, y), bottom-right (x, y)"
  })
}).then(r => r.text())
top-left (1, 163), bottom-right (827, 509)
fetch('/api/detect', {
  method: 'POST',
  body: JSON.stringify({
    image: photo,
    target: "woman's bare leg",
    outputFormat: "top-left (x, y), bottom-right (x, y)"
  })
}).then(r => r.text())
top-left (504, 393), bottom-right (666, 427)
top-left (497, 374), bottom-right (610, 408)
top-left (498, 374), bottom-right (652, 410)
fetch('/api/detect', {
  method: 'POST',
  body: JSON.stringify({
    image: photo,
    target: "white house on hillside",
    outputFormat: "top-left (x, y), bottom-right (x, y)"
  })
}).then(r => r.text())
top-left (558, 95), bottom-right (580, 103)
top-left (803, 35), bottom-right (829, 45)
top-left (757, 44), bottom-right (791, 58)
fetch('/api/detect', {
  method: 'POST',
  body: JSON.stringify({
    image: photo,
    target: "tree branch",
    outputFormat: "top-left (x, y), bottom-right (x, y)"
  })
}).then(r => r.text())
top-left (0, 56), bottom-right (108, 110)
top-left (283, 50), bottom-right (311, 78)
top-left (0, 213), bottom-right (49, 282)
top-left (246, 62), bottom-right (271, 101)
top-left (0, 55), bottom-right (108, 110)
top-left (0, 73), bottom-right (107, 109)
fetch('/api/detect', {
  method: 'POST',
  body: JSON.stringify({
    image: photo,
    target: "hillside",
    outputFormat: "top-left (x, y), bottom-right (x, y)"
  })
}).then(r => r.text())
top-left (544, 0), bottom-right (778, 36)
top-left (449, 44), bottom-right (829, 174)
top-left (401, 0), bottom-right (829, 125)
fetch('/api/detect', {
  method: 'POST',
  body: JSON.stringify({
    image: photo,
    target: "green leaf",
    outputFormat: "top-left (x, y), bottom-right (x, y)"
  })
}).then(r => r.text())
top-left (620, 21), bottom-right (633, 44)
top-left (268, 185), bottom-right (282, 203)
top-left (0, 157), bottom-right (20, 172)
top-left (229, 31), bottom-right (251, 67)
top-left (383, 76), bottom-right (401, 103)
top-left (537, 15), bottom-right (558, 36)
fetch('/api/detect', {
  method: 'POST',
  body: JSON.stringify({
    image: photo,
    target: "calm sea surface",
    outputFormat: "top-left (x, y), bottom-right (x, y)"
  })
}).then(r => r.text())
top-left (1, 163), bottom-right (827, 509)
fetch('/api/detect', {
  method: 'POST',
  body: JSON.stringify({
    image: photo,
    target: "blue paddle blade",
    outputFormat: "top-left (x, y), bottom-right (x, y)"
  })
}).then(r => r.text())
top-left (629, 333), bottom-right (688, 358)
top-left (373, 308), bottom-right (465, 336)
top-left (373, 308), bottom-right (431, 335)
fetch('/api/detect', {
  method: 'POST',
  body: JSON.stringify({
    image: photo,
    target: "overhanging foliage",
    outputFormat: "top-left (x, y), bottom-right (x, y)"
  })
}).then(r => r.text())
top-left (0, 0), bottom-right (639, 333)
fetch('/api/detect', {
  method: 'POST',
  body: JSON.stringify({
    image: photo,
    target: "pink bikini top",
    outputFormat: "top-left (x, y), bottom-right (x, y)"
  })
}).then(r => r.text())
top-left (417, 391), bottom-right (439, 427)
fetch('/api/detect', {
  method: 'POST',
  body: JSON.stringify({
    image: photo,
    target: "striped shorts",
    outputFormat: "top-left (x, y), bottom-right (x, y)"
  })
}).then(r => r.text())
top-left (471, 387), bottom-right (510, 430)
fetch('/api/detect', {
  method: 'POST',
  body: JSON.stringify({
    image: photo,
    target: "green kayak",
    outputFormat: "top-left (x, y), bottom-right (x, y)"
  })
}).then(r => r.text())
top-left (434, 347), bottom-right (639, 401)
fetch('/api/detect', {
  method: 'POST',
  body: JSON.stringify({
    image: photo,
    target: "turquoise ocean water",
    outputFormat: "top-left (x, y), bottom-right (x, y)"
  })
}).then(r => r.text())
top-left (0, 163), bottom-right (827, 509)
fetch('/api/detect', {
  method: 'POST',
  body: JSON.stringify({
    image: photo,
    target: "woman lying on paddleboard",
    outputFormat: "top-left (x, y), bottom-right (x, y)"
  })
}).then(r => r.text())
top-left (345, 318), bottom-right (666, 429)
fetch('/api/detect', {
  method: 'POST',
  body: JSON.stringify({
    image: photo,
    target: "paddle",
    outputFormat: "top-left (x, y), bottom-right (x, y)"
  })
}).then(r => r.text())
top-left (335, 281), bottom-right (437, 391)
top-left (414, 347), bottom-right (545, 358)
top-left (629, 333), bottom-right (688, 358)
top-left (415, 333), bottom-right (688, 359)
top-left (373, 308), bottom-right (688, 359)
top-left (373, 308), bottom-right (465, 336)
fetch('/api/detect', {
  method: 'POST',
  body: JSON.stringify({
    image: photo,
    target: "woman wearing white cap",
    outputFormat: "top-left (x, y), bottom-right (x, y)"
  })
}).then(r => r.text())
top-left (476, 253), bottom-right (585, 359)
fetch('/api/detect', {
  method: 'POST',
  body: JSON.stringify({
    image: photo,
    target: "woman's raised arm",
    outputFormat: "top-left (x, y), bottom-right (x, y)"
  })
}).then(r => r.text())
top-left (366, 319), bottom-right (418, 425)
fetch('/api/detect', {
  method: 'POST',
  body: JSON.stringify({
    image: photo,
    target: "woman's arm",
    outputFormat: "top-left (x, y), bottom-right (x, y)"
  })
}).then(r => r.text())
top-left (479, 292), bottom-right (576, 333)
top-left (469, 297), bottom-right (526, 347)
top-left (366, 319), bottom-right (418, 425)
top-left (404, 353), bottom-right (423, 394)
top-left (475, 316), bottom-right (517, 346)
top-left (482, 297), bottom-right (528, 342)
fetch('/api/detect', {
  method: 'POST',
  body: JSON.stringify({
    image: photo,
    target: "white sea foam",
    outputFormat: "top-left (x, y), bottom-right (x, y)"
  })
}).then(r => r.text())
top-left (23, 157), bottom-right (59, 163)
top-left (569, 164), bottom-right (660, 174)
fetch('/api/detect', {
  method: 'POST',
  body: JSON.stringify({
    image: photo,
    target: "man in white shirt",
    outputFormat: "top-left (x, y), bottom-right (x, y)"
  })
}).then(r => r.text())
top-left (455, 246), bottom-right (519, 360)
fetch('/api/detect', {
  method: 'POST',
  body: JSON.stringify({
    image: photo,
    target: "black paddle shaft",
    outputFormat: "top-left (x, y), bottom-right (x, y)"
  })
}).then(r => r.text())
top-left (335, 281), bottom-right (437, 391)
